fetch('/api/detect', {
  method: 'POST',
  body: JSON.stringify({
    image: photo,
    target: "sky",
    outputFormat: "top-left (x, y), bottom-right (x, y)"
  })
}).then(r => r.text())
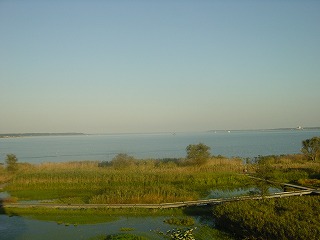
top-left (0, 0), bottom-right (319, 134)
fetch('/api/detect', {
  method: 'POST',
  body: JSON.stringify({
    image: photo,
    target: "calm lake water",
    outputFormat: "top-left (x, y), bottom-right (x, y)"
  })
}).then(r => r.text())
top-left (1, 130), bottom-right (320, 163)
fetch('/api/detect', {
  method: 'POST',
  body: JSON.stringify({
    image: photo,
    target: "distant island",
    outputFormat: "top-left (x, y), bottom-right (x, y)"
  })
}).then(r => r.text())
top-left (208, 127), bottom-right (320, 133)
top-left (259, 126), bottom-right (320, 131)
top-left (0, 133), bottom-right (85, 138)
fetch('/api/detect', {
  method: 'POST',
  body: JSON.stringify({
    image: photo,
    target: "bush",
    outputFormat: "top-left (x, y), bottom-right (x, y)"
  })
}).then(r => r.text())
top-left (111, 154), bottom-right (136, 169)
top-left (5, 154), bottom-right (18, 172)
top-left (185, 143), bottom-right (211, 166)
top-left (98, 161), bottom-right (111, 167)
top-left (302, 137), bottom-right (320, 161)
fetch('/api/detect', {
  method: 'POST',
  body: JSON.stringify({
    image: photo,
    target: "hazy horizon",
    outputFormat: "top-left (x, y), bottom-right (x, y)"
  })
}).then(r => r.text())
top-left (1, 1), bottom-right (319, 134)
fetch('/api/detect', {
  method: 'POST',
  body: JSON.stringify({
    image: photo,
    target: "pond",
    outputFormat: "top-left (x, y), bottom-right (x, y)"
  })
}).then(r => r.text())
top-left (0, 211), bottom-right (222, 240)
top-left (0, 215), bottom-right (174, 240)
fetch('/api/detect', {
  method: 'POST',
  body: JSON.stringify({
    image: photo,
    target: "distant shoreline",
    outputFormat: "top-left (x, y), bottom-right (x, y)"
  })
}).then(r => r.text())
top-left (0, 133), bottom-right (85, 138)
top-left (1, 128), bottom-right (320, 139)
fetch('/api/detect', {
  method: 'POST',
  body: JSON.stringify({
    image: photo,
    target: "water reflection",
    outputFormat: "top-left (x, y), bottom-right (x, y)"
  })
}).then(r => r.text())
top-left (206, 186), bottom-right (282, 199)
top-left (0, 215), bottom-right (28, 240)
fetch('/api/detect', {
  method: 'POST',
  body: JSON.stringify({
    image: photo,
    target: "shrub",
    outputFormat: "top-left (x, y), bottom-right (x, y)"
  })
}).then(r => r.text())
top-left (185, 143), bottom-right (211, 166)
top-left (5, 154), bottom-right (18, 172)
top-left (111, 154), bottom-right (136, 169)
top-left (301, 137), bottom-right (320, 161)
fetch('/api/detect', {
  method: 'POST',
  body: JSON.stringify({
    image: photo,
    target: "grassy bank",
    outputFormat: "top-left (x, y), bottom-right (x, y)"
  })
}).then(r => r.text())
top-left (3, 207), bottom-right (186, 225)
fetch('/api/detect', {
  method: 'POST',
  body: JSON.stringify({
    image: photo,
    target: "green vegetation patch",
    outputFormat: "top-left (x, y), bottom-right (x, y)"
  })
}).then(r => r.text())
top-left (120, 228), bottom-right (135, 232)
top-left (213, 195), bottom-right (320, 239)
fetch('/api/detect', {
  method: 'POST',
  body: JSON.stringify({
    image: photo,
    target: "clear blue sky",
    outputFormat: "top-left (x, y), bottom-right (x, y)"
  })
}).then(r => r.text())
top-left (1, 0), bottom-right (319, 133)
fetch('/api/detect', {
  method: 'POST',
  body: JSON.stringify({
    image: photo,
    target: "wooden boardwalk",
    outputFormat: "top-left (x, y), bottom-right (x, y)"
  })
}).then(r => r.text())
top-left (1, 189), bottom-right (316, 210)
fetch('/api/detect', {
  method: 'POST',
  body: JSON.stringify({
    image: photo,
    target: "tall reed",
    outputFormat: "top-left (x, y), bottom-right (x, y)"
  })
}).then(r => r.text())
top-left (6, 158), bottom-right (249, 204)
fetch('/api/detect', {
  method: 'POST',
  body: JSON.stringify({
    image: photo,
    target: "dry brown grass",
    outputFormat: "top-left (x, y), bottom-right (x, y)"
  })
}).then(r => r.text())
top-left (206, 157), bottom-right (244, 172)
top-left (36, 161), bottom-right (99, 171)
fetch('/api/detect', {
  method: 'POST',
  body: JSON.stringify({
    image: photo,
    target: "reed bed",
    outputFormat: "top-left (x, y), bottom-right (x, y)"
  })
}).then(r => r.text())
top-left (5, 158), bottom-right (249, 204)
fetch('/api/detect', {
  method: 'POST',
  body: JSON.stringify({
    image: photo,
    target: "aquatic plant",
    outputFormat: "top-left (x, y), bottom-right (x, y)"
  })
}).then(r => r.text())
top-left (120, 227), bottom-right (135, 232)
top-left (157, 227), bottom-right (196, 240)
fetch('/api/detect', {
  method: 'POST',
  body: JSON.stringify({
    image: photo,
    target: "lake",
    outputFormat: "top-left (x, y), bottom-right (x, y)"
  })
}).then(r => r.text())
top-left (1, 130), bottom-right (320, 163)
